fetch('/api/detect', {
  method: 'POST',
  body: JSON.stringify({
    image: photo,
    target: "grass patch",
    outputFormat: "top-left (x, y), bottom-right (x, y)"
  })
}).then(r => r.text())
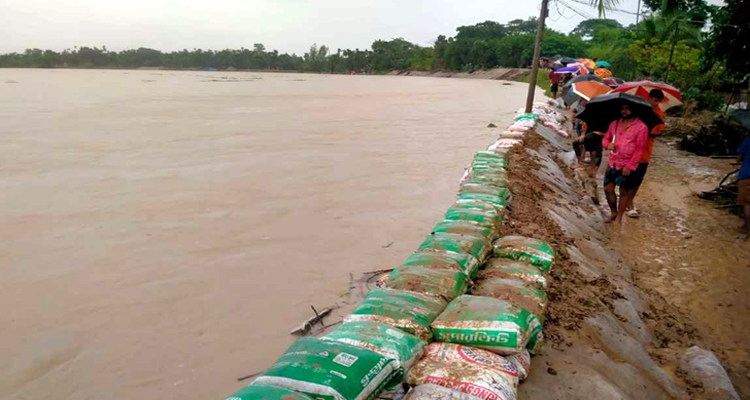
top-left (512, 69), bottom-right (552, 97)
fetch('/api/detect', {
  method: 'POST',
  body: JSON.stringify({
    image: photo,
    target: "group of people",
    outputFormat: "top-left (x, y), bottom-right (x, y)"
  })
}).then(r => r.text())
top-left (571, 89), bottom-right (666, 225)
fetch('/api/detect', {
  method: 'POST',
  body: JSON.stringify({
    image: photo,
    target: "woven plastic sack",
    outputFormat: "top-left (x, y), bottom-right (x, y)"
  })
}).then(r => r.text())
top-left (406, 343), bottom-right (519, 400)
top-left (433, 220), bottom-right (497, 243)
top-left (403, 251), bottom-right (480, 278)
top-left (479, 258), bottom-right (547, 289)
top-left (456, 193), bottom-right (508, 211)
top-left (514, 113), bottom-right (538, 121)
top-left (471, 278), bottom-right (548, 320)
top-left (418, 233), bottom-right (492, 263)
top-left (505, 350), bottom-right (531, 381)
top-left (384, 265), bottom-right (470, 302)
top-left (463, 174), bottom-right (509, 189)
top-left (474, 150), bottom-right (509, 164)
top-left (488, 139), bottom-right (522, 151)
top-left (430, 295), bottom-right (543, 355)
top-left (345, 288), bottom-right (447, 341)
top-left (459, 183), bottom-right (510, 198)
top-left (449, 200), bottom-right (498, 215)
top-left (324, 321), bottom-right (425, 386)
top-left (255, 337), bottom-right (397, 400)
top-left (222, 384), bottom-right (314, 400)
top-left (403, 384), bottom-right (486, 400)
top-left (500, 131), bottom-right (525, 139)
top-left (444, 209), bottom-right (500, 233)
top-left (493, 236), bottom-right (555, 271)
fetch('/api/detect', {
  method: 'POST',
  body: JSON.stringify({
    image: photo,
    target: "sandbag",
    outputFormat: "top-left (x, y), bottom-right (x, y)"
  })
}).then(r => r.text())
top-left (505, 350), bottom-right (531, 381)
top-left (403, 384), bottom-right (485, 400)
top-left (406, 343), bottom-right (519, 400)
top-left (430, 295), bottom-right (543, 355)
top-left (449, 200), bottom-right (498, 215)
top-left (345, 288), bottom-right (447, 341)
top-left (444, 208), bottom-right (500, 232)
top-left (324, 321), bottom-right (425, 387)
top-left (222, 384), bottom-right (314, 400)
top-left (456, 193), bottom-right (508, 211)
top-left (471, 278), bottom-right (547, 320)
top-left (433, 220), bottom-right (498, 242)
top-left (478, 258), bottom-right (547, 289)
top-left (458, 183), bottom-right (510, 199)
top-left (384, 265), bottom-right (470, 302)
top-left (403, 251), bottom-right (480, 278)
top-left (493, 236), bottom-right (555, 271)
top-left (255, 337), bottom-right (397, 400)
top-left (474, 150), bottom-right (509, 165)
top-left (462, 175), bottom-right (509, 189)
top-left (417, 232), bottom-right (492, 264)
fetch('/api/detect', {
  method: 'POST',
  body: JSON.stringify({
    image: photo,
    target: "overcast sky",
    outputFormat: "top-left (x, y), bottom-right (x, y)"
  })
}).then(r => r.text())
top-left (0, 0), bottom-right (721, 55)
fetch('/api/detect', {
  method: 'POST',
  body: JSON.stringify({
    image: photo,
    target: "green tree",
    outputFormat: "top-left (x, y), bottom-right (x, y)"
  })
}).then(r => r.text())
top-left (571, 19), bottom-right (623, 39)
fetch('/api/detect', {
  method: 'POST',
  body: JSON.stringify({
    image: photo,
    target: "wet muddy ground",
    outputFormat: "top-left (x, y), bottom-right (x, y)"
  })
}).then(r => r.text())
top-left (608, 139), bottom-right (750, 397)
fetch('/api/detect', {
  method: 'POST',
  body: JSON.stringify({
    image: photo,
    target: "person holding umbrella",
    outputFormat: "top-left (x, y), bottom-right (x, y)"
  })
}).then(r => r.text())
top-left (626, 89), bottom-right (667, 218)
top-left (601, 103), bottom-right (650, 224)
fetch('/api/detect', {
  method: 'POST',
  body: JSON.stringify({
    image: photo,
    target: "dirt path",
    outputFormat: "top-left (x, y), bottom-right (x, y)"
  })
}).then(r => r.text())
top-left (605, 138), bottom-right (750, 397)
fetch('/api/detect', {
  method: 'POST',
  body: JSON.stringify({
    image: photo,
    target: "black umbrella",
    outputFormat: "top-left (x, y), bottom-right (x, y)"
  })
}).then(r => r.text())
top-left (559, 57), bottom-right (577, 65)
top-left (576, 92), bottom-right (663, 133)
top-left (562, 75), bottom-right (606, 105)
top-left (570, 74), bottom-right (605, 84)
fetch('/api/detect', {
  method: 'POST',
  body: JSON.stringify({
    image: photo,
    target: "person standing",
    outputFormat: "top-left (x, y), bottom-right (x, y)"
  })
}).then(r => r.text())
top-left (549, 68), bottom-right (561, 99)
top-left (602, 104), bottom-right (650, 225)
top-left (737, 135), bottom-right (750, 236)
top-left (627, 89), bottom-right (666, 218)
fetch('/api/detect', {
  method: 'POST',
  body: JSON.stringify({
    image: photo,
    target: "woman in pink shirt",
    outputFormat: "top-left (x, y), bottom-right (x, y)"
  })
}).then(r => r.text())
top-left (601, 104), bottom-right (650, 225)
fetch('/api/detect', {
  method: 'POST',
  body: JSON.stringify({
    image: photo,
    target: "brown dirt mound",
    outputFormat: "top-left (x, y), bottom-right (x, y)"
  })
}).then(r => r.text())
top-left (503, 131), bottom-right (622, 347)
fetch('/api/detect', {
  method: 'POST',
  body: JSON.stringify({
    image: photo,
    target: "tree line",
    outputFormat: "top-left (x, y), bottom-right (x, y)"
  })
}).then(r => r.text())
top-left (1, 0), bottom-right (746, 107)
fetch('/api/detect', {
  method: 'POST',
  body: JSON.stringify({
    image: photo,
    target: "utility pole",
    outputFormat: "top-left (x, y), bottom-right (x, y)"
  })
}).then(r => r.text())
top-left (525, 0), bottom-right (550, 113)
top-left (636, 0), bottom-right (641, 25)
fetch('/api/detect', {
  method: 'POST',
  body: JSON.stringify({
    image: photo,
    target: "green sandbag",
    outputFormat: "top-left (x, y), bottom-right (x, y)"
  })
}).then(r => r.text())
top-left (404, 249), bottom-right (479, 278)
top-left (471, 278), bottom-right (548, 320)
top-left (514, 113), bottom-right (538, 121)
top-left (323, 321), bottom-right (425, 387)
top-left (449, 200), bottom-right (499, 214)
top-left (444, 208), bottom-right (501, 232)
top-left (480, 258), bottom-right (548, 289)
top-left (493, 235), bottom-right (556, 271)
top-left (459, 183), bottom-right (510, 198)
top-left (475, 150), bottom-right (509, 164)
top-left (463, 175), bottom-right (509, 188)
top-left (222, 384), bottom-right (314, 400)
top-left (430, 295), bottom-right (543, 355)
top-left (432, 220), bottom-right (498, 242)
top-left (457, 193), bottom-right (509, 211)
top-left (344, 288), bottom-right (447, 341)
top-left (255, 337), bottom-right (397, 400)
top-left (417, 232), bottom-right (492, 263)
top-left (384, 265), bottom-right (470, 302)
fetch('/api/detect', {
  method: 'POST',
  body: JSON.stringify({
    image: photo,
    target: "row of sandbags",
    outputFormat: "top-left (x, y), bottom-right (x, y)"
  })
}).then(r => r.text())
top-left (220, 118), bottom-right (555, 400)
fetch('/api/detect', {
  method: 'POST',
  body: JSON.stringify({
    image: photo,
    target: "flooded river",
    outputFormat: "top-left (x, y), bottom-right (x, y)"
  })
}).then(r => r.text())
top-left (0, 69), bottom-right (537, 400)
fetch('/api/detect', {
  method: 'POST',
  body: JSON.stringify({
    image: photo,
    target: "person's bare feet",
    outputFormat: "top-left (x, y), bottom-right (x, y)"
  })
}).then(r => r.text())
top-left (605, 214), bottom-right (617, 223)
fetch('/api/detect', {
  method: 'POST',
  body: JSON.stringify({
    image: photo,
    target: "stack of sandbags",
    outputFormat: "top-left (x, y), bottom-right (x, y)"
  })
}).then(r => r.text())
top-left (218, 112), bottom-right (558, 400)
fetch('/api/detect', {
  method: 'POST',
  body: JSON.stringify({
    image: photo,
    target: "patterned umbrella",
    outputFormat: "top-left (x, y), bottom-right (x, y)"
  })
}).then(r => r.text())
top-left (603, 77), bottom-right (625, 88)
top-left (553, 66), bottom-right (580, 74)
top-left (610, 80), bottom-right (683, 110)
top-left (571, 81), bottom-right (612, 101)
top-left (577, 58), bottom-right (596, 69)
top-left (594, 68), bottom-right (613, 78)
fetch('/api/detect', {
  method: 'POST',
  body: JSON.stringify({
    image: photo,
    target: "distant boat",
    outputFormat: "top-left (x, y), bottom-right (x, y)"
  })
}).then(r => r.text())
top-left (208, 67), bottom-right (217, 72)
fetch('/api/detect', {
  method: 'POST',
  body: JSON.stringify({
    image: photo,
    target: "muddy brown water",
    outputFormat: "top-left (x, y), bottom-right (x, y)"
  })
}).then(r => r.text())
top-left (0, 69), bottom-right (540, 400)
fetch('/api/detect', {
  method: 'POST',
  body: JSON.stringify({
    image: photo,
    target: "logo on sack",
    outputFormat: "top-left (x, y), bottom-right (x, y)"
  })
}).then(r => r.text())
top-left (459, 346), bottom-right (519, 376)
top-left (333, 352), bottom-right (358, 367)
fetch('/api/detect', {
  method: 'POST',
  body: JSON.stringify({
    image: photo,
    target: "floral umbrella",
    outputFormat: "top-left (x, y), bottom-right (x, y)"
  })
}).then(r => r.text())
top-left (610, 80), bottom-right (683, 110)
